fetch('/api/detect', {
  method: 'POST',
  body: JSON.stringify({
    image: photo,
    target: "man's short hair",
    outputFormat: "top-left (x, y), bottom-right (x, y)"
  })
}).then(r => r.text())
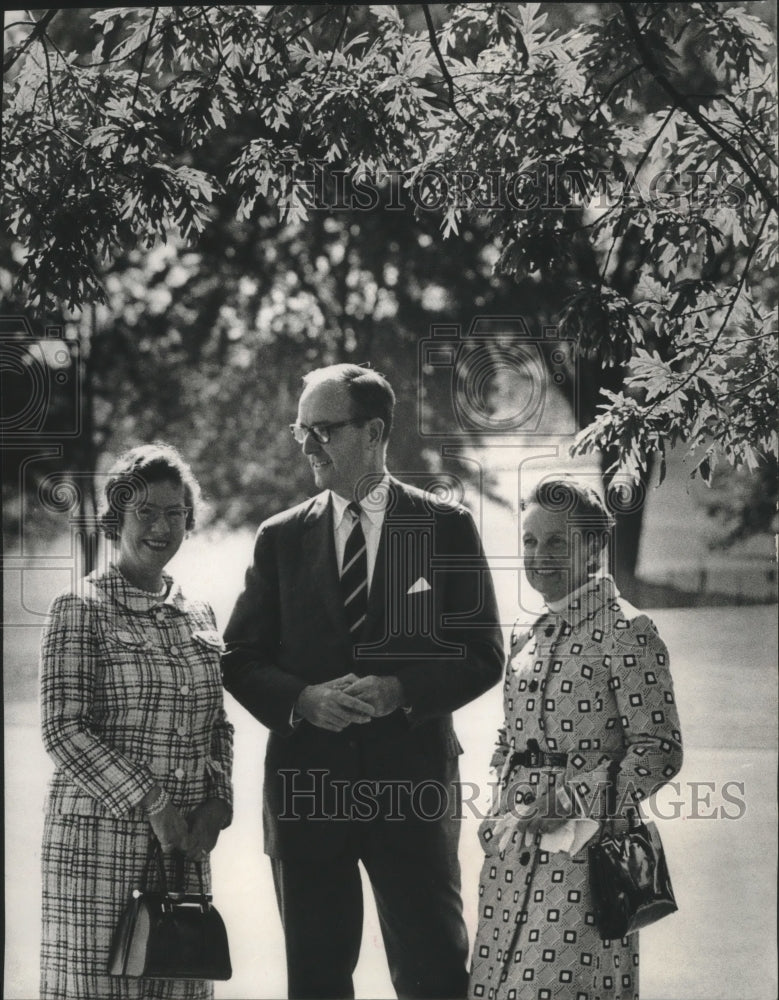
top-left (302, 363), bottom-right (395, 442)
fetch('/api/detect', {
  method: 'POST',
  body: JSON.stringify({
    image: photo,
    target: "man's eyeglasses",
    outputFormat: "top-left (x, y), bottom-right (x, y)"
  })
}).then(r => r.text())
top-left (133, 504), bottom-right (191, 526)
top-left (289, 419), bottom-right (364, 445)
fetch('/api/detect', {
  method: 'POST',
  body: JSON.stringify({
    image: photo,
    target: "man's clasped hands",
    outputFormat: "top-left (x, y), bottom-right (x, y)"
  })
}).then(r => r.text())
top-left (295, 672), bottom-right (405, 732)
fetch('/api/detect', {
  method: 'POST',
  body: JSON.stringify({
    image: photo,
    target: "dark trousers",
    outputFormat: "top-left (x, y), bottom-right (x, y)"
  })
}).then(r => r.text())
top-left (271, 843), bottom-right (469, 999)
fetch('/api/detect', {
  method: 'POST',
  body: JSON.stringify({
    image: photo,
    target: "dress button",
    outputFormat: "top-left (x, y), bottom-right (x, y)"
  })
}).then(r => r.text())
top-left (169, 644), bottom-right (180, 656)
top-left (177, 725), bottom-right (187, 737)
top-left (180, 684), bottom-right (189, 695)
top-left (174, 767), bottom-right (185, 779)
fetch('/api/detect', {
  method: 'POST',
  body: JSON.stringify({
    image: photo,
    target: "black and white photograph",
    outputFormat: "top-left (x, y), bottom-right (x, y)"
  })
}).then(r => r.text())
top-left (2, 5), bottom-right (777, 999)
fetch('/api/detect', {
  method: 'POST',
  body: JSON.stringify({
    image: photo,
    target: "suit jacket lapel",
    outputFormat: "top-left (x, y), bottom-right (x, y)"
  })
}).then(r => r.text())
top-left (363, 479), bottom-right (404, 641)
top-left (363, 478), bottom-right (428, 643)
top-left (364, 521), bottom-right (388, 642)
top-left (302, 492), bottom-right (349, 640)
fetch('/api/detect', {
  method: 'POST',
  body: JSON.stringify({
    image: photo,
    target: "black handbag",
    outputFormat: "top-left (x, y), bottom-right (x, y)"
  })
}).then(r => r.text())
top-left (588, 769), bottom-right (678, 941)
top-left (108, 838), bottom-right (232, 980)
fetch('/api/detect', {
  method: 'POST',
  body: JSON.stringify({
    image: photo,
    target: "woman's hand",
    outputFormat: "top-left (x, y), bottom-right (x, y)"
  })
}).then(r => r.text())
top-left (185, 798), bottom-right (231, 861)
top-left (522, 784), bottom-right (577, 837)
top-left (148, 800), bottom-right (192, 853)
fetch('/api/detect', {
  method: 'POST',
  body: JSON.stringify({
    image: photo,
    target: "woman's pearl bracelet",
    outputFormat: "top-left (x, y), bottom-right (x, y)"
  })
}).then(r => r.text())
top-left (145, 786), bottom-right (170, 817)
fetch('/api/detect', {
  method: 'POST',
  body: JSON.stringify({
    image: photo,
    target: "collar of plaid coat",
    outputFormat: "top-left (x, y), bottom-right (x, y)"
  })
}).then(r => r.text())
top-left (80, 564), bottom-right (188, 614)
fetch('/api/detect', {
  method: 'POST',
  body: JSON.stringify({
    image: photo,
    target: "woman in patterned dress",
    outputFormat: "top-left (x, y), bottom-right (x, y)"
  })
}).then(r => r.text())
top-left (40, 444), bottom-right (234, 1000)
top-left (468, 477), bottom-right (683, 1000)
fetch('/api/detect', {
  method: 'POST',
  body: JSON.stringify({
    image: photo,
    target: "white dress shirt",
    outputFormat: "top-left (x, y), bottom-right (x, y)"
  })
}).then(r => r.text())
top-left (330, 475), bottom-right (390, 593)
top-left (289, 476), bottom-right (391, 726)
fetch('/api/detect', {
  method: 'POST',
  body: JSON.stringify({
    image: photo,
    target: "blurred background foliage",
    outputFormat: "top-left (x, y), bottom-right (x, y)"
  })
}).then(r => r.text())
top-left (2, 3), bottom-right (776, 593)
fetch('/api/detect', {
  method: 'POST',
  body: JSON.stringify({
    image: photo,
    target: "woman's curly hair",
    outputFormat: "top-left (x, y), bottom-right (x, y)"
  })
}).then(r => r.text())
top-left (99, 442), bottom-right (201, 540)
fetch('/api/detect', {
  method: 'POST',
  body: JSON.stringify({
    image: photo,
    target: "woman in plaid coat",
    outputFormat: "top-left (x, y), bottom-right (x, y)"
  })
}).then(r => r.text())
top-left (40, 444), bottom-right (234, 1000)
top-left (468, 478), bottom-right (683, 1000)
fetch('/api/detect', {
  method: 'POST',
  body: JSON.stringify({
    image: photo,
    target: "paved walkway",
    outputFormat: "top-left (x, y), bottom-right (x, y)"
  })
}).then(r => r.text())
top-left (4, 605), bottom-right (777, 999)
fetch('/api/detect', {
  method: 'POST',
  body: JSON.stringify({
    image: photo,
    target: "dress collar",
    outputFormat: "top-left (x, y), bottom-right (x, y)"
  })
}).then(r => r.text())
top-left (86, 563), bottom-right (186, 613)
top-left (545, 574), bottom-right (620, 628)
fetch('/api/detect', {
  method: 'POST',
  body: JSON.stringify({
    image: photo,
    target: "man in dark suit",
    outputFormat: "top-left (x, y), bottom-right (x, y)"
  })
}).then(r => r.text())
top-left (223, 364), bottom-right (504, 999)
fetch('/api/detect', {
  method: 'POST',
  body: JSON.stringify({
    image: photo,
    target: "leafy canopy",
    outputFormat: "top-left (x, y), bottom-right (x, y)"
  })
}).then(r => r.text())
top-left (3, 3), bottom-right (777, 486)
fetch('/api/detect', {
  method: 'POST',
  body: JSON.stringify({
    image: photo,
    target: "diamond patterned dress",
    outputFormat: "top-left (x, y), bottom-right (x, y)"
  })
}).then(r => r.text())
top-left (468, 576), bottom-right (683, 1000)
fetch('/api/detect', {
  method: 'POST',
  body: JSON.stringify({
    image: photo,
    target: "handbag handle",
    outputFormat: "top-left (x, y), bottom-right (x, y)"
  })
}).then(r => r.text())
top-left (142, 837), bottom-right (211, 911)
top-left (597, 760), bottom-right (643, 843)
top-left (605, 758), bottom-right (619, 821)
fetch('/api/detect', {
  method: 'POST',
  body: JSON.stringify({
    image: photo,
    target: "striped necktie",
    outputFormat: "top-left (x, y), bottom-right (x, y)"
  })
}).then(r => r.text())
top-left (341, 501), bottom-right (368, 636)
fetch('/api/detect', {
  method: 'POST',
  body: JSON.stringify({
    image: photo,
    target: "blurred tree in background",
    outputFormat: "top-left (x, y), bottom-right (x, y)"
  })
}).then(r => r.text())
top-left (2, 3), bottom-right (776, 587)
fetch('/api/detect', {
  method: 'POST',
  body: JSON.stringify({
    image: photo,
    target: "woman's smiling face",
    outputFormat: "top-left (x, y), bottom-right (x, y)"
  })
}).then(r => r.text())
top-left (117, 478), bottom-right (187, 588)
top-left (521, 502), bottom-right (598, 603)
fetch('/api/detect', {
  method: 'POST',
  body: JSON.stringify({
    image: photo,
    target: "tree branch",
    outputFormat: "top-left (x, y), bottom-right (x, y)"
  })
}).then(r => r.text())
top-left (320, 4), bottom-right (351, 86)
top-left (198, 8), bottom-right (229, 79)
top-left (721, 369), bottom-right (776, 399)
top-left (643, 210), bottom-right (771, 418)
top-left (72, 7), bottom-right (203, 68)
top-left (719, 95), bottom-right (779, 167)
top-left (40, 30), bottom-right (58, 127)
top-left (620, 2), bottom-right (777, 215)
top-left (421, 4), bottom-right (469, 127)
top-left (3, 8), bottom-right (58, 73)
top-left (131, 6), bottom-right (158, 112)
top-left (286, 6), bottom-right (340, 46)
top-left (729, 329), bottom-right (777, 344)
top-left (600, 103), bottom-right (677, 281)
top-left (688, 99), bottom-right (779, 168)
top-left (577, 63), bottom-right (642, 139)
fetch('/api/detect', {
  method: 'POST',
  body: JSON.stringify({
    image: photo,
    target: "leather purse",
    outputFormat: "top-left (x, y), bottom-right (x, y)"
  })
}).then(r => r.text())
top-left (588, 769), bottom-right (678, 941)
top-left (108, 838), bottom-right (232, 980)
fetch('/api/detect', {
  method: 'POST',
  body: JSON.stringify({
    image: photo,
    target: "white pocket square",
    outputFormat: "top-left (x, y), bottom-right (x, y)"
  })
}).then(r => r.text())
top-left (407, 577), bottom-right (431, 595)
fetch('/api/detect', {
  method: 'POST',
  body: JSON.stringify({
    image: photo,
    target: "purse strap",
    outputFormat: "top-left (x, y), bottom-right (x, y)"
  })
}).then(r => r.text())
top-left (141, 836), bottom-right (169, 891)
top-left (597, 759), bottom-right (644, 843)
top-left (142, 836), bottom-right (210, 908)
top-left (605, 758), bottom-right (619, 821)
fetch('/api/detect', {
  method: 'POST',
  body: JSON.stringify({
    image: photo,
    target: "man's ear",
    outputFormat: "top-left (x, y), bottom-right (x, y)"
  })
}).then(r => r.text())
top-left (367, 417), bottom-right (384, 445)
